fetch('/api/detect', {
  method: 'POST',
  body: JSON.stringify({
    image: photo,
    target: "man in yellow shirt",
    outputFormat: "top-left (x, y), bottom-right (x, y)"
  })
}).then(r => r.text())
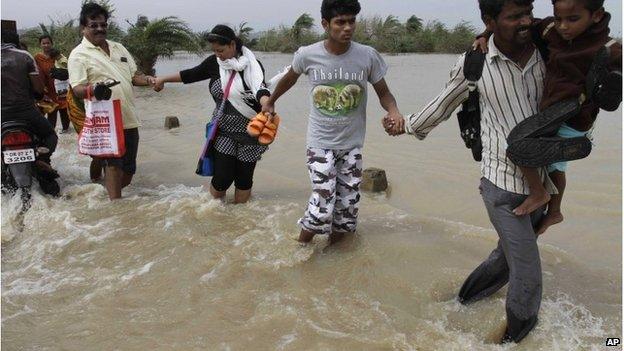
top-left (68, 2), bottom-right (155, 200)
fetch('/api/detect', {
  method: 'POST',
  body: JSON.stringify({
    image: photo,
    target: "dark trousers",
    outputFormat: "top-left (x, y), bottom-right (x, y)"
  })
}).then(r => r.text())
top-left (46, 108), bottom-right (70, 131)
top-left (211, 150), bottom-right (257, 191)
top-left (459, 178), bottom-right (545, 343)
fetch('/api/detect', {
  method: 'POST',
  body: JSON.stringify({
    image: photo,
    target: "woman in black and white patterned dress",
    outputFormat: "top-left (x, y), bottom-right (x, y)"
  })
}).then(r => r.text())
top-left (154, 25), bottom-right (271, 203)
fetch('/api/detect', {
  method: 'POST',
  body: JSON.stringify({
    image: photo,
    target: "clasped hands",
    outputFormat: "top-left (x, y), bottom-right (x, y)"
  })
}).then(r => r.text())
top-left (382, 112), bottom-right (405, 136)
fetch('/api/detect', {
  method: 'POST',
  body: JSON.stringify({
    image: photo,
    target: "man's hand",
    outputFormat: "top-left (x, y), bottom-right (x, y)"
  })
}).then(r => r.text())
top-left (89, 81), bottom-right (119, 100)
top-left (92, 83), bottom-right (112, 100)
top-left (145, 76), bottom-right (156, 86)
top-left (152, 77), bottom-right (165, 92)
top-left (383, 112), bottom-right (405, 136)
top-left (132, 72), bottom-right (156, 87)
top-left (261, 97), bottom-right (275, 116)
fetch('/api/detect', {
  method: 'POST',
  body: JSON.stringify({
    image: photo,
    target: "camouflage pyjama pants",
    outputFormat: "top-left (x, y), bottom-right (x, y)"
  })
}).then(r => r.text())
top-left (298, 147), bottom-right (363, 235)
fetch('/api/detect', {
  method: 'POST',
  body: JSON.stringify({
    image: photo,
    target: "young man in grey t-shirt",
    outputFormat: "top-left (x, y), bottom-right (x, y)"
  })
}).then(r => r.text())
top-left (262, 0), bottom-right (405, 244)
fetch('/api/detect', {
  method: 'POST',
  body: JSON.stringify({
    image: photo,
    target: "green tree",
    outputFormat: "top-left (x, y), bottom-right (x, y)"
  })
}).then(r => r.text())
top-left (20, 0), bottom-right (125, 56)
top-left (379, 15), bottom-right (403, 53)
top-left (236, 21), bottom-right (254, 46)
top-left (442, 21), bottom-right (476, 53)
top-left (123, 15), bottom-right (200, 75)
top-left (292, 13), bottom-right (314, 44)
top-left (406, 15), bottom-right (423, 33)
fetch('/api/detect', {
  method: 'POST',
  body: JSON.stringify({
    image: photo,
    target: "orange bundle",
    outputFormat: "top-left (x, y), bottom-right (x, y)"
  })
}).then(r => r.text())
top-left (247, 113), bottom-right (281, 145)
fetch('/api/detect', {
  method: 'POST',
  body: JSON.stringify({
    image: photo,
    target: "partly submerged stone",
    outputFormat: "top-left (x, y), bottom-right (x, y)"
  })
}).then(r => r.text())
top-left (164, 116), bottom-right (180, 129)
top-left (361, 167), bottom-right (388, 192)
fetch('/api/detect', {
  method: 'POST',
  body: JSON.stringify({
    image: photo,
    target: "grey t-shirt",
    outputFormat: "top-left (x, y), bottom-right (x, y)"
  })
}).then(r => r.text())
top-left (292, 41), bottom-right (387, 149)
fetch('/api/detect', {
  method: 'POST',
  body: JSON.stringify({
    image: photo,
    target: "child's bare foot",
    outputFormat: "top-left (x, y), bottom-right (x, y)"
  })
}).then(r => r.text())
top-left (298, 229), bottom-right (315, 243)
top-left (513, 191), bottom-right (551, 216)
top-left (536, 211), bottom-right (563, 235)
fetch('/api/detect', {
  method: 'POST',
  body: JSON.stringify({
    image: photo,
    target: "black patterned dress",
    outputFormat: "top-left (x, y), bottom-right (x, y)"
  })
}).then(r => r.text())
top-left (180, 54), bottom-right (270, 163)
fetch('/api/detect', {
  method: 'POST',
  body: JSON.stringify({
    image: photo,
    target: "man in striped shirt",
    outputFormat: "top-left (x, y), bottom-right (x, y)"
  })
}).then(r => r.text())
top-left (385, 0), bottom-right (554, 344)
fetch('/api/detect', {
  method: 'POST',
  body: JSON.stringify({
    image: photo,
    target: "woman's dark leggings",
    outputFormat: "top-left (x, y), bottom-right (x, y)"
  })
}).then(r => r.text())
top-left (211, 150), bottom-right (257, 191)
top-left (47, 108), bottom-right (70, 131)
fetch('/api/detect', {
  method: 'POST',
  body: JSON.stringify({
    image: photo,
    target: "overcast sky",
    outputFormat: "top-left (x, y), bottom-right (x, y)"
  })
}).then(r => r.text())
top-left (2, 0), bottom-right (622, 36)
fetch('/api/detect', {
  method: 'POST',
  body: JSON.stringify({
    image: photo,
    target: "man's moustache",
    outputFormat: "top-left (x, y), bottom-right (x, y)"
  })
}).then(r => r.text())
top-left (95, 31), bottom-right (107, 35)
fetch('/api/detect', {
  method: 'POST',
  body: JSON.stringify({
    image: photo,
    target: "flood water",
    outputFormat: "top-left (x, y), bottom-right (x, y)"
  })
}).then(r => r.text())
top-left (2, 52), bottom-right (621, 350)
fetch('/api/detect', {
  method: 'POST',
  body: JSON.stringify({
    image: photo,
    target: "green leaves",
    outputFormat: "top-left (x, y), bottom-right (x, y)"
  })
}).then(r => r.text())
top-left (18, 9), bottom-right (477, 64)
top-left (123, 15), bottom-right (200, 75)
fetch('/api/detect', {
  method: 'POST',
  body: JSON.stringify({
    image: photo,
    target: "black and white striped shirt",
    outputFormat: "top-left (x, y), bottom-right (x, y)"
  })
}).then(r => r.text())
top-left (405, 36), bottom-right (555, 195)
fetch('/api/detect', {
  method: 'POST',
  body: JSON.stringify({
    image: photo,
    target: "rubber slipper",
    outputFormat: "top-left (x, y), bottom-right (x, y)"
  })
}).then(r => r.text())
top-left (506, 136), bottom-right (592, 168)
top-left (247, 113), bottom-right (268, 137)
top-left (507, 98), bottom-right (580, 144)
top-left (258, 115), bottom-right (280, 145)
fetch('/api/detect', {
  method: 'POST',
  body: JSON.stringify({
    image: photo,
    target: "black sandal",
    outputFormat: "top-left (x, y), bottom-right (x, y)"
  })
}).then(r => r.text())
top-left (506, 136), bottom-right (592, 168)
top-left (507, 98), bottom-right (580, 145)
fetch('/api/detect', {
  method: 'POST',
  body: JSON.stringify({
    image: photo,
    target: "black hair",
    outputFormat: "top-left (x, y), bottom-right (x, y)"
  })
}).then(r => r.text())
top-left (479, 0), bottom-right (534, 20)
top-left (79, 2), bottom-right (110, 26)
top-left (206, 24), bottom-right (242, 54)
top-left (551, 0), bottom-right (604, 12)
top-left (39, 34), bottom-right (53, 44)
top-left (321, 0), bottom-right (361, 22)
top-left (1, 31), bottom-right (20, 46)
top-left (49, 48), bottom-right (61, 59)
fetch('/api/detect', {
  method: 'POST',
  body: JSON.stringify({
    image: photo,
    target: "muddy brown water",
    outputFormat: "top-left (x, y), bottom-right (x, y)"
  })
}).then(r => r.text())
top-left (2, 53), bottom-right (621, 350)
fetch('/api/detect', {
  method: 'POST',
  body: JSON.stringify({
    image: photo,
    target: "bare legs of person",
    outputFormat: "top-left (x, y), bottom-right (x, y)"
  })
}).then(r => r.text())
top-left (209, 184), bottom-right (226, 201)
top-left (513, 166), bottom-right (551, 216)
top-left (121, 172), bottom-right (133, 189)
top-left (104, 165), bottom-right (133, 200)
top-left (104, 166), bottom-right (122, 199)
top-left (329, 231), bottom-right (351, 245)
top-left (234, 188), bottom-right (251, 204)
top-left (90, 158), bottom-right (103, 182)
top-left (536, 171), bottom-right (565, 235)
top-left (297, 229), bottom-right (350, 245)
top-left (298, 229), bottom-right (316, 243)
top-left (208, 186), bottom-right (253, 204)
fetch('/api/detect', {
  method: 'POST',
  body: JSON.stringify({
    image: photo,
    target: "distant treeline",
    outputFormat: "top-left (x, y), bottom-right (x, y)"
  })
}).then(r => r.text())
top-left (251, 14), bottom-right (478, 54)
top-left (17, 1), bottom-right (477, 75)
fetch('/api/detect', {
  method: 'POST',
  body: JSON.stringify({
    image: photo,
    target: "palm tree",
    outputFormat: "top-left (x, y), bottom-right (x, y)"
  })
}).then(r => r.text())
top-left (382, 15), bottom-right (402, 35)
top-left (292, 13), bottom-right (314, 44)
top-left (236, 21), bottom-right (254, 46)
top-left (379, 15), bottom-right (403, 53)
top-left (406, 15), bottom-right (423, 33)
top-left (123, 15), bottom-right (200, 75)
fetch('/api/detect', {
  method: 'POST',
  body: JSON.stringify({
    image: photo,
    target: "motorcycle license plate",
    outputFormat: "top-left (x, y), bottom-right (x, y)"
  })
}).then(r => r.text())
top-left (3, 149), bottom-right (35, 164)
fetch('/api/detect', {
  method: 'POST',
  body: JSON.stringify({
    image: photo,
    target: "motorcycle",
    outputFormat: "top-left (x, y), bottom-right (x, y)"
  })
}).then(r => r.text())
top-left (1, 120), bottom-right (60, 207)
